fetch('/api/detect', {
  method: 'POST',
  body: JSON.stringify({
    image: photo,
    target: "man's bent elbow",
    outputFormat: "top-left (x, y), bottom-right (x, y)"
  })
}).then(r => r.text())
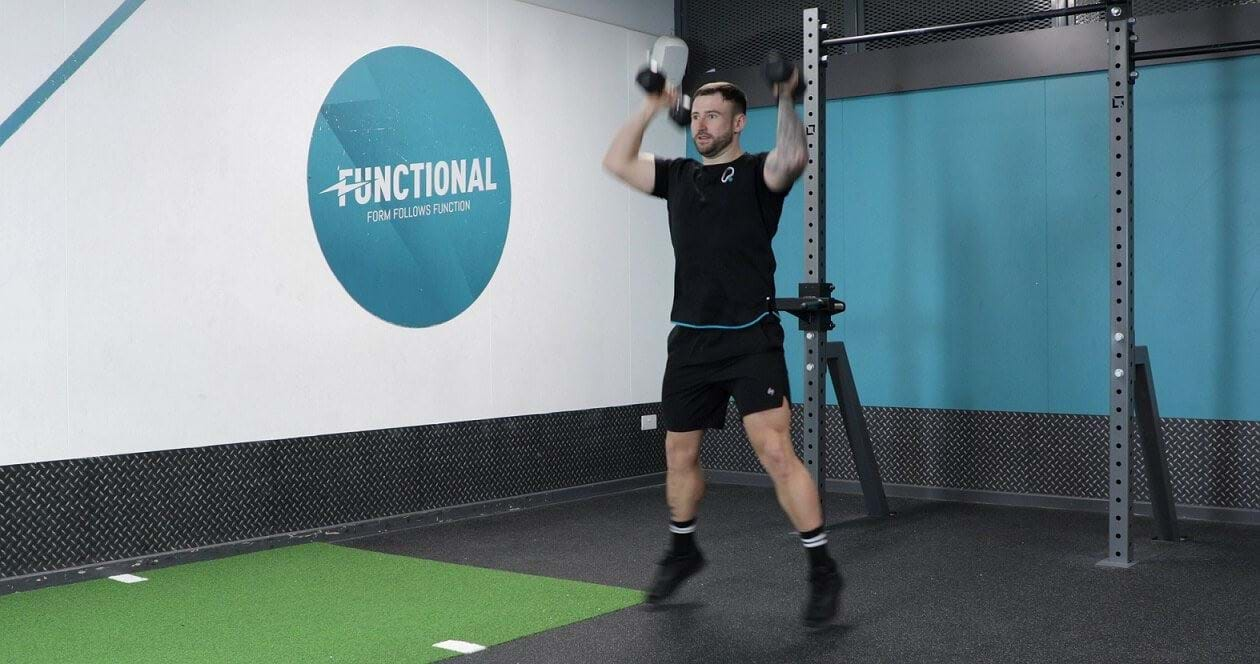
top-left (602, 155), bottom-right (623, 177)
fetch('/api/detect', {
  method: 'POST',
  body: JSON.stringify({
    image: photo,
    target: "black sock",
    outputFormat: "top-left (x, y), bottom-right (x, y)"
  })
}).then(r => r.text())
top-left (800, 526), bottom-right (834, 568)
top-left (670, 518), bottom-right (697, 555)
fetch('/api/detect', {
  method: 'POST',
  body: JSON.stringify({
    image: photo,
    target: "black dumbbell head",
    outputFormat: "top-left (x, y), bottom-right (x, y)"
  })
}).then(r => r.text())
top-left (669, 95), bottom-right (691, 127)
top-left (636, 66), bottom-right (666, 95)
top-left (763, 49), bottom-right (791, 84)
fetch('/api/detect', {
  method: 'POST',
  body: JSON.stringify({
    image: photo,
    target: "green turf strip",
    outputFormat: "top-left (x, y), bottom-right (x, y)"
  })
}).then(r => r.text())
top-left (0, 542), bottom-right (642, 663)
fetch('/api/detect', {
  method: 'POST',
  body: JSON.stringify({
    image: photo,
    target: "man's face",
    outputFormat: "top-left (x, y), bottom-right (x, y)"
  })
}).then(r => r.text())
top-left (690, 94), bottom-right (744, 158)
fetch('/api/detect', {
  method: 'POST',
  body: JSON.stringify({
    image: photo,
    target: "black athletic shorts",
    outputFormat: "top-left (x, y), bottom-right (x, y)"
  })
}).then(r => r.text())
top-left (661, 315), bottom-right (792, 432)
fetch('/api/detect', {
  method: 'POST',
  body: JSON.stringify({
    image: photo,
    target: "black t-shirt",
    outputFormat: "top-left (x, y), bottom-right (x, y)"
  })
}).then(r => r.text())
top-left (651, 151), bottom-right (790, 327)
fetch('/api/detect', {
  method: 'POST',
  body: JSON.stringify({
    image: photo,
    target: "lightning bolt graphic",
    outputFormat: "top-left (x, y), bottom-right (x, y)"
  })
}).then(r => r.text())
top-left (320, 179), bottom-right (372, 198)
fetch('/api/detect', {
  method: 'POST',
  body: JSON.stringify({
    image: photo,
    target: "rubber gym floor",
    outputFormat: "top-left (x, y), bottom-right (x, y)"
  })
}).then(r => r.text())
top-left (3, 484), bottom-right (1256, 663)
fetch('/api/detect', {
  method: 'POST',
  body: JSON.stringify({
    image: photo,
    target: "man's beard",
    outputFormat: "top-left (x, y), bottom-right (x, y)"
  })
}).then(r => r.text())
top-left (694, 131), bottom-right (732, 158)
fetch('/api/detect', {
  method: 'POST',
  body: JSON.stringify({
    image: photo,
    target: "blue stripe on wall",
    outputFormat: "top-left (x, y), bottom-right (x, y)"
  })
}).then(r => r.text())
top-left (691, 54), bottom-right (1260, 421)
top-left (0, 0), bottom-right (146, 150)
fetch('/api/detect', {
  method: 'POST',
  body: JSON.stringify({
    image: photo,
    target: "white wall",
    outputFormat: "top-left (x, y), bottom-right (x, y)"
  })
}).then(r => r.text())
top-left (518, 0), bottom-right (674, 36)
top-left (0, 0), bottom-right (683, 466)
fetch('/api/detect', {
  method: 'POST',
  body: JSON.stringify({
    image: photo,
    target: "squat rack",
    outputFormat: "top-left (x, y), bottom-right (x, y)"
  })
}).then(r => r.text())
top-left (774, 0), bottom-right (1255, 567)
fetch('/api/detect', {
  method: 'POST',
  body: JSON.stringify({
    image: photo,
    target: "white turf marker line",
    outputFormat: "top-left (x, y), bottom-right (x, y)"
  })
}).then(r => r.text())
top-left (108, 574), bottom-right (148, 584)
top-left (433, 640), bottom-right (486, 654)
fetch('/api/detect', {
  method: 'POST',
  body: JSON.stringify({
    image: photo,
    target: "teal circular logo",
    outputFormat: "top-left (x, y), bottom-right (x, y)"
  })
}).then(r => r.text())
top-left (307, 47), bottom-right (511, 327)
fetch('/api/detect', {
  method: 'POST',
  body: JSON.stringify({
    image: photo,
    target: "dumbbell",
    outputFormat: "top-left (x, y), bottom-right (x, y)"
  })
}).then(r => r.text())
top-left (762, 50), bottom-right (805, 100)
top-left (636, 59), bottom-right (691, 127)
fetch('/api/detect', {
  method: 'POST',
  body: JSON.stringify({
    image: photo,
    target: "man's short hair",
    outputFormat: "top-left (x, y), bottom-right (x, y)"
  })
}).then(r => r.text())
top-left (693, 82), bottom-right (748, 116)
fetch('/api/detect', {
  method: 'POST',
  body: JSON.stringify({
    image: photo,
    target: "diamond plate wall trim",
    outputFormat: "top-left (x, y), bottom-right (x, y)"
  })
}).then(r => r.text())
top-left (705, 469), bottom-right (1260, 526)
top-left (0, 405), bottom-right (665, 580)
top-left (700, 405), bottom-right (1260, 512)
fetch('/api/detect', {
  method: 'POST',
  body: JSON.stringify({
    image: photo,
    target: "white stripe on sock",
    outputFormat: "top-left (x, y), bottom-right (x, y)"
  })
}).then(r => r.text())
top-left (669, 524), bottom-right (697, 534)
top-left (801, 534), bottom-right (828, 547)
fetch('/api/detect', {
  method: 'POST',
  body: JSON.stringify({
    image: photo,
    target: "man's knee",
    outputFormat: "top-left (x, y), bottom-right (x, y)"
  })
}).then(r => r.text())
top-left (754, 435), bottom-right (797, 478)
top-left (665, 432), bottom-right (702, 470)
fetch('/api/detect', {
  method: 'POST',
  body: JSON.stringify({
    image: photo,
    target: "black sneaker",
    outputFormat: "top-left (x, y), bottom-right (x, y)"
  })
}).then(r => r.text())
top-left (645, 549), bottom-right (705, 604)
top-left (802, 562), bottom-right (843, 628)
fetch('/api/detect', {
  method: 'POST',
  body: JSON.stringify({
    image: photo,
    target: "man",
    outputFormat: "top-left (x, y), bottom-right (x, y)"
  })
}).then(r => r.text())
top-left (601, 69), bottom-right (843, 627)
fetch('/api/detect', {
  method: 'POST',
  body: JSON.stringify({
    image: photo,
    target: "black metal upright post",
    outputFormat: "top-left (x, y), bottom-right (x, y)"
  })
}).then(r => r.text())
top-left (842, 1), bottom-right (863, 52)
top-left (1100, 0), bottom-right (1138, 569)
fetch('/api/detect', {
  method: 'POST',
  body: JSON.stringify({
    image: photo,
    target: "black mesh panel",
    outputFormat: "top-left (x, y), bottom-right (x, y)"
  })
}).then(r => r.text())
top-left (680, 1), bottom-right (848, 72)
top-left (1074, 0), bottom-right (1260, 23)
top-left (861, 0), bottom-right (1057, 50)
